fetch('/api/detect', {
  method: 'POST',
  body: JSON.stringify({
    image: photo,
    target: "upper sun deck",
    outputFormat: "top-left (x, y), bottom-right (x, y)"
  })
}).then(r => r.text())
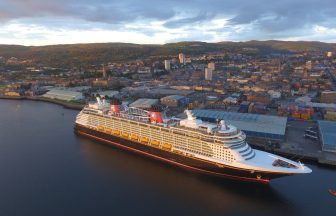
top-left (81, 101), bottom-right (246, 147)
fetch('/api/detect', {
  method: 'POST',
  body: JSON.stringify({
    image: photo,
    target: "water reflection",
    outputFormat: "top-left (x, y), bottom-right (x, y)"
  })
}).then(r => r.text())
top-left (79, 137), bottom-right (296, 216)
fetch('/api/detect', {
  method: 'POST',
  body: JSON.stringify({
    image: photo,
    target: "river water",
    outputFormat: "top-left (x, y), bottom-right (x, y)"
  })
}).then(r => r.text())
top-left (0, 100), bottom-right (335, 216)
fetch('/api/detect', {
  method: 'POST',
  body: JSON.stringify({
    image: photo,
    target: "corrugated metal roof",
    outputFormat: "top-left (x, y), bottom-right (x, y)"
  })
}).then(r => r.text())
top-left (43, 89), bottom-right (83, 101)
top-left (44, 89), bottom-right (82, 97)
top-left (318, 120), bottom-right (336, 152)
top-left (191, 109), bottom-right (287, 136)
top-left (161, 95), bottom-right (185, 101)
top-left (129, 98), bottom-right (159, 109)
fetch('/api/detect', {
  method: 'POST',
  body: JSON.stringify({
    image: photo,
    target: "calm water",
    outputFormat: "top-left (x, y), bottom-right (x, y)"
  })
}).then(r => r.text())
top-left (0, 100), bottom-right (335, 216)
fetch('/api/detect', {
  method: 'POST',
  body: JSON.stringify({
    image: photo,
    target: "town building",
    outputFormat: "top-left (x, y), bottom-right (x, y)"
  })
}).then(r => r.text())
top-left (306, 61), bottom-right (312, 70)
top-left (102, 65), bottom-right (107, 78)
top-left (178, 53), bottom-right (186, 65)
top-left (96, 90), bottom-right (119, 98)
top-left (205, 68), bottom-right (213, 81)
top-left (321, 91), bottom-right (336, 104)
top-left (160, 95), bottom-right (188, 107)
top-left (246, 92), bottom-right (271, 105)
top-left (327, 51), bottom-right (333, 58)
top-left (208, 62), bottom-right (215, 70)
top-left (4, 91), bottom-right (21, 97)
top-left (164, 60), bottom-right (171, 71)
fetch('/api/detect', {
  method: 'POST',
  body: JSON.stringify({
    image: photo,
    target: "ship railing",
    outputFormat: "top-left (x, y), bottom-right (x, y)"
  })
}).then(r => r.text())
top-left (124, 107), bottom-right (149, 117)
top-left (118, 112), bottom-right (149, 122)
top-left (214, 129), bottom-right (241, 137)
top-left (169, 126), bottom-right (246, 144)
top-left (176, 125), bottom-right (241, 138)
top-left (226, 141), bottom-right (247, 149)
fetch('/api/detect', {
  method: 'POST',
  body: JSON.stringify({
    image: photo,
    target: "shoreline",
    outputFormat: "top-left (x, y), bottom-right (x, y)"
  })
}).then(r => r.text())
top-left (0, 95), bottom-right (84, 110)
top-left (1, 95), bottom-right (335, 168)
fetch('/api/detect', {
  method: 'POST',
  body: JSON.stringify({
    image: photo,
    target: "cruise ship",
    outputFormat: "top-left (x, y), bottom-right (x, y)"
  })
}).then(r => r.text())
top-left (74, 97), bottom-right (312, 183)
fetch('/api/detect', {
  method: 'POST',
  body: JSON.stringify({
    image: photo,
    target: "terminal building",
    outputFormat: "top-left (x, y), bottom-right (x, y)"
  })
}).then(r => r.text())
top-left (43, 89), bottom-right (84, 101)
top-left (191, 109), bottom-right (287, 141)
top-left (318, 120), bottom-right (336, 153)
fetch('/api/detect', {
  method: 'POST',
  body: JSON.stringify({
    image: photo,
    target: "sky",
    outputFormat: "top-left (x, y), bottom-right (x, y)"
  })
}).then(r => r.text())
top-left (0, 0), bottom-right (336, 46)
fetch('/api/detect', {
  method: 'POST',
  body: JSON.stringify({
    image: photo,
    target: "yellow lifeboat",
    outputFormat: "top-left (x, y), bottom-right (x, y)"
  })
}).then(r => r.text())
top-left (130, 134), bottom-right (138, 140)
top-left (113, 129), bottom-right (120, 135)
top-left (140, 137), bottom-right (149, 144)
top-left (122, 132), bottom-right (129, 138)
top-left (151, 140), bottom-right (160, 147)
top-left (162, 143), bottom-right (172, 150)
top-left (97, 125), bottom-right (105, 131)
top-left (105, 128), bottom-right (112, 133)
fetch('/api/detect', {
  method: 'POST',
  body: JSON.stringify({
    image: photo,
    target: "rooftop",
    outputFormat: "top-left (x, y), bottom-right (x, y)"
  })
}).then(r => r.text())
top-left (161, 95), bottom-right (186, 101)
top-left (129, 98), bottom-right (159, 109)
top-left (44, 89), bottom-right (83, 97)
top-left (150, 88), bottom-right (194, 96)
top-left (318, 120), bottom-right (336, 153)
top-left (43, 89), bottom-right (83, 101)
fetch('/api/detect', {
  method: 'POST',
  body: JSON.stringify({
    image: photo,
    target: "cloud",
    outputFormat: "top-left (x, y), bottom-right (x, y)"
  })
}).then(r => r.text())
top-left (0, 0), bottom-right (336, 45)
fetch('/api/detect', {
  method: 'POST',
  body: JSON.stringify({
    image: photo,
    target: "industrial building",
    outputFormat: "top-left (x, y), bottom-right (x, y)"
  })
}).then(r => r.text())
top-left (191, 109), bottom-right (287, 140)
top-left (160, 95), bottom-right (188, 107)
top-left (43, 89), bottom-right (84, 101)
top-left (318, 120), bottom-right (336, 153)
top-left (129, 98), bottom-right (159, 109)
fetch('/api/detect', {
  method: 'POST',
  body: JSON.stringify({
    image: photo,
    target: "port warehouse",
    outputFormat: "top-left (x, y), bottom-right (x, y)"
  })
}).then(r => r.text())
top-left (318, 120), bottom-right (336, 153)
top-left (191, 109), bottom-right (287, 141)
top-left (42, 89), bottom-right (84, 101)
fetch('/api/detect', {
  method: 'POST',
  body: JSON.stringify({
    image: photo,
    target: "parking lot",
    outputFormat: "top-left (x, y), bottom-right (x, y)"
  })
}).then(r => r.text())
top-left (284, 120), bottom-right (321, 155)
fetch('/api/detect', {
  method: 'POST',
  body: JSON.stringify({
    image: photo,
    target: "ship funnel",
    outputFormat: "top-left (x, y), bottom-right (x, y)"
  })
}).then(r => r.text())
top-left (185, 110), bottom-right (195, 120)
top-left (149, 105), bottom-right (163, 123)
top-left (96, 94), bottom-right (102, 105)
top-left (110, 98), bottom-right (122, 113)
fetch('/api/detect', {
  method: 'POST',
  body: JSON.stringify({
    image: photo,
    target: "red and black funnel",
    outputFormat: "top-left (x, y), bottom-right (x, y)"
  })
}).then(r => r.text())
top-left (148, 105), bottom-right (164, 123)
top-left (110, 98), bottom-right (122, 113)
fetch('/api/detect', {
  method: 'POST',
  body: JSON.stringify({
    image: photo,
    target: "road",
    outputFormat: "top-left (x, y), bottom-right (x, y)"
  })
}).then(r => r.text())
top-left (325, 67), bottom-right (336, 91)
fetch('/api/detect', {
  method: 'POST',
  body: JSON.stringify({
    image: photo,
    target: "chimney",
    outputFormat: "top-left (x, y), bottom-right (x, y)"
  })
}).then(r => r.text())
top-left (96, 96), bottom-right (102, 106)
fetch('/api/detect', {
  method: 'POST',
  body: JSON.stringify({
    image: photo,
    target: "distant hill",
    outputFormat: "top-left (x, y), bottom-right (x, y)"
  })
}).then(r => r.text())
top-left (0, 40), bottom-right (335, 67)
